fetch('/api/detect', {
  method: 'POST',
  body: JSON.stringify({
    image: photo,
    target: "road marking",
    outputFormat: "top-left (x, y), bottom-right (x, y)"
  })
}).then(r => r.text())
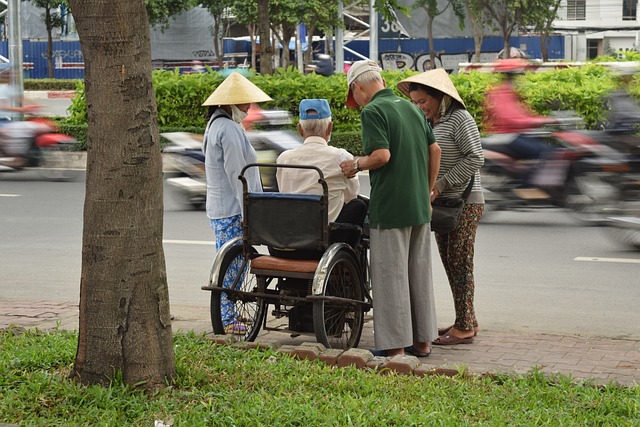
top-left (0, 194), bottom-right (20, 197)
top-left (163, 239), bottom-right (214, 246)
top-left (575, 256), bottom-right (640, 264)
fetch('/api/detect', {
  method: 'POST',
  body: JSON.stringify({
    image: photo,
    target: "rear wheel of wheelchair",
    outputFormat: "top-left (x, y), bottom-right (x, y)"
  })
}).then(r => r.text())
top-left (210, 244), bottom-right (266, 341)
top-left (313, 249), bottom-right (365, 349)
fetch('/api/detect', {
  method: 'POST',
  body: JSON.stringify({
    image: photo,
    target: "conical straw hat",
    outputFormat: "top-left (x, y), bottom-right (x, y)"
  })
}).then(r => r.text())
top-left (397, 69), bottom-right (465, 109)
top-left (202, 71), bottom-right (273, 106)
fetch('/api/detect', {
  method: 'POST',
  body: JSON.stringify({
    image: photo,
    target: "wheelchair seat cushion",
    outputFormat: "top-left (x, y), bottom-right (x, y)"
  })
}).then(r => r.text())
top-left (250, 255), bottom-right (319, 273)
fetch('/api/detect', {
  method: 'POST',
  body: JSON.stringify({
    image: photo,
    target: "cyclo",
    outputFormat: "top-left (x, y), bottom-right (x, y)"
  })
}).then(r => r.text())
top-left (201, 163), bottom-right (372, 349)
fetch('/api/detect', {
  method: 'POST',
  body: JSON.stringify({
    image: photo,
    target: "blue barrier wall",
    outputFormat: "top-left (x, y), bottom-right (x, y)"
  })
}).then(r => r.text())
top-left (0, 40), bottom-right (84, 79)
top-left (345, 35), bottom-right (565, 63)
top-left (2, 35), bottom-right (564, 79)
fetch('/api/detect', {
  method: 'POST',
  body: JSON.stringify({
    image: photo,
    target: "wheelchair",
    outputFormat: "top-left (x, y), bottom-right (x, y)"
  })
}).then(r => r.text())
top-left (201, 163), bottom-right (372, 349)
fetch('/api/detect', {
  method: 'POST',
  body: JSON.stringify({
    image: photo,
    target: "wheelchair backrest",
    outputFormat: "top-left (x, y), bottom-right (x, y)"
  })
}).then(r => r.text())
top-left (244, 192), bottom-right (328, 250)
top-left (240, 163), bottom-right (330, 251)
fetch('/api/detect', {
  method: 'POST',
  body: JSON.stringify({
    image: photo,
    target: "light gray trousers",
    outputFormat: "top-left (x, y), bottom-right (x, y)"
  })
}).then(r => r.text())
top-left (369, 222), bottom-right (438, 350)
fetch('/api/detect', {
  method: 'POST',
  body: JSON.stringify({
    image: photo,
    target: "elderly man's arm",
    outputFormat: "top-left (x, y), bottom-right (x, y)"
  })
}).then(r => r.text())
top-left (340, 148), bottom-right (390, 179)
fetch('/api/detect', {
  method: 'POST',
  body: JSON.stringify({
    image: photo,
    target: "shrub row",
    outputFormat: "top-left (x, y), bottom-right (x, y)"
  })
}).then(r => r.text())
top-left (25, 78), bottom-right (81, 91)
top-left (57, 62), bottom-right (638, 153)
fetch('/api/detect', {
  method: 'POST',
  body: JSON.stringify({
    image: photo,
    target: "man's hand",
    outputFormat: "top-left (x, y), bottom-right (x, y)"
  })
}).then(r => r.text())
top-left (340, 159), bottom-right (358, 179)
top-left (430, 187), bottom-right (439, 202)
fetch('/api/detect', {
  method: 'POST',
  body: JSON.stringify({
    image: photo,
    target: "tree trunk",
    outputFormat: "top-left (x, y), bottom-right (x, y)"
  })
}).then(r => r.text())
top-left (502, 19), bottom-right (513, 58)
top-left (541, 32), bottom-right (549, 61)
top-left (467, 7), bottom-right (484, 62)
top-left (305, 28), bottom-right (315, 67)
top-left (45, 7), bottom-right (54, 78)
top-left (257, 0), bottom-right (273, 74)
top-left (213, 16), bottom-right (223, 67)
top-left (68, 0), bottom-right (175, 390)
top-left (427, 15), bottom-right (436, 69)
top-left (275, 25), bottom-right (295, 70)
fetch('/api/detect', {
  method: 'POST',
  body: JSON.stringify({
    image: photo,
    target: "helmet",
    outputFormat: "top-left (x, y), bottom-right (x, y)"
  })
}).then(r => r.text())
top-left (493, 58), bottom-right (531, 74)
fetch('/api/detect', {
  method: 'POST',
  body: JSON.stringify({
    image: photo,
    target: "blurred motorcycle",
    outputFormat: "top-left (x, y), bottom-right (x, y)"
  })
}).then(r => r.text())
top-left (163, 107), bottom-right (301, 210)
top-left (0, 117), bottom-right (78, 181)
top-left (602, 180), bottom-right (640, 250)
top-left (481, 116), bottom-right (631, 223)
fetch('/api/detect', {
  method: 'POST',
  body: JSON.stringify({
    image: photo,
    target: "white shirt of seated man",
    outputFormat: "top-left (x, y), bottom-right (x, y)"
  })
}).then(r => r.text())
top-left (276, 99), bottom-right (359, 223)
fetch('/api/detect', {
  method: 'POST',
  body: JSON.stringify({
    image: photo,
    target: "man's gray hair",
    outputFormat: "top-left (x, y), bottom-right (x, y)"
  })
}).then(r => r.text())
top-left (299, 116), bottom-right (332, 136)
top-left (353, 70), bottom-right (382, 86)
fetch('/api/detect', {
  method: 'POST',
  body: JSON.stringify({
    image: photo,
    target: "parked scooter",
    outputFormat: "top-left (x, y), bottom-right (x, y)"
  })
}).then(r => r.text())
top-left (0, 117), bottom-right (78, 181)
top-left (481, 116), bottom-right (631, 223)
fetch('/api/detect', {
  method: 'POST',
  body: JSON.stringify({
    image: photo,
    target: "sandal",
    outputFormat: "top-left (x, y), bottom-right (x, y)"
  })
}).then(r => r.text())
top-left (432, 334), bottom-right (474, 346)
top-left (438, 325), bottom-right (479, 337)
top-left (224, 322), bottom-right (247, 335)
top-left (404, 345), bottom-right (431, 357)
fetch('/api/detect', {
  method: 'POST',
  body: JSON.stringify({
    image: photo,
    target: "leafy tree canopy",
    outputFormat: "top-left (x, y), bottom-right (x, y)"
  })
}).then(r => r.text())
top-left (144, 0), bottom-right (197, 28)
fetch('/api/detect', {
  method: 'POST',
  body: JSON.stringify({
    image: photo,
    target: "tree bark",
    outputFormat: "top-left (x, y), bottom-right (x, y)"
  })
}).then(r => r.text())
top-left (69, 0), bottom-right (175, 390)
top-left (45, 7), bottom-right (54, 78)
top-left (427, 14), bottom-right (436, 69)
top-left (257, 0), bottom-right (273, 74)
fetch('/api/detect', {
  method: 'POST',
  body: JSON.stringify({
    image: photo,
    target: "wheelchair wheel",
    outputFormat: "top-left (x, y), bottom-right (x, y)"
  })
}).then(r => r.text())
top-left (210, 244), bottom-right (266, 341)
top-left (313, 249), bottom-right (365, 349)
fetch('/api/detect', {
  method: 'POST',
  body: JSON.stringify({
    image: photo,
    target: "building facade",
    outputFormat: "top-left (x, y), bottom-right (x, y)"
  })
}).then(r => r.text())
top-left (553, 0), bottom-right (640, 60)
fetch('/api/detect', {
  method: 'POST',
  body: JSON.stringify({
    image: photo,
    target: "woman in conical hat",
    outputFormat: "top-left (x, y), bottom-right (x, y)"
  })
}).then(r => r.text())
top-left (201, 71), bottom-right (272, 335)
top-left (398, 69), bottom-right (485, 346)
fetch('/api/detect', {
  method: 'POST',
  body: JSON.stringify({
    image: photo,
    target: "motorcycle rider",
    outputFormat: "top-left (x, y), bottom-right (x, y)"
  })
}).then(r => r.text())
top-left (603, 62), bottom-right (640, 155)
top-left (484, 58), bottom-right (557, 159)
top-left (483, 58), bottom-right (561, 198)
top-left (0, 65), bottom-right (43, 168)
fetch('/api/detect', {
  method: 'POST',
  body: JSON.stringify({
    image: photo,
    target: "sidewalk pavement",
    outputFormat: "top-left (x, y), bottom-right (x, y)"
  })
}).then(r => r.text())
top-left (1, 299), bottom-right (638, 387)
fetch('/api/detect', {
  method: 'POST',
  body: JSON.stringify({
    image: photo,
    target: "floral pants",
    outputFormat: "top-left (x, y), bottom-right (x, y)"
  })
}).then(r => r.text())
top-left (434, 203), bottom-right (484, 332)
top-left (210, 215), bottom-right (243, 326)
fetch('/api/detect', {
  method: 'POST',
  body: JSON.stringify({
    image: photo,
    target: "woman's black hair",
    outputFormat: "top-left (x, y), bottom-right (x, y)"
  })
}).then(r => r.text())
top-left (206, 105), bottom-right (231, 119)
top-left (408, 82), bottom-right (444, 100)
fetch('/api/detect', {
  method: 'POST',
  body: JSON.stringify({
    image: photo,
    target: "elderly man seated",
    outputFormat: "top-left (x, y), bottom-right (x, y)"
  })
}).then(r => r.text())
top-left (273, 98), bottom-right (366, 258)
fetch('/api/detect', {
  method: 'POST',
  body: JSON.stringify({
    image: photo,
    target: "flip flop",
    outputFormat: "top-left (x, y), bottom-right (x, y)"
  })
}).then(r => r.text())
top-left (370, 349), bottom-right (390, 357)
top-left (438, 325), bottom-right (479, 337)
top-left (404, 345), bottom-right (431, 357)
top-left (432, 334), bottom-right (474, 346)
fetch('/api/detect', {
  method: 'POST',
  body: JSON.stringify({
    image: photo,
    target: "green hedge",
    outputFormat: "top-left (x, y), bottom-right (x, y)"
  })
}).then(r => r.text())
top-left (25, 78), bottom-right (81, 91)
top-left (59, 62), bottom-right (639, 153)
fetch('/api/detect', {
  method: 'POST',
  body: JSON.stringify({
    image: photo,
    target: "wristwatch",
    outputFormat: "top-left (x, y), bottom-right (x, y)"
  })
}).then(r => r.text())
top-left (354, 157), bottom-right (362, 172)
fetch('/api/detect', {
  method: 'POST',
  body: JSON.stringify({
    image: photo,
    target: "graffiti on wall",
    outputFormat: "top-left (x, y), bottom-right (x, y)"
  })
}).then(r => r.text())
top-left (44, 49), bottom-right (84, 69)
top-left (380, 51), bottom-right (500, 73)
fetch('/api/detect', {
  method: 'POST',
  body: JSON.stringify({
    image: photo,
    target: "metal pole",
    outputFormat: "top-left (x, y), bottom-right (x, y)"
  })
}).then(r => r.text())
top-left (296, 24), bottom-right (304, 73)
top-left (8, 0), bottom-right (24, 114)
top-left (335, 2), bottom-right (344, 74)
top-left (369, 0), bottom-right (378, 63)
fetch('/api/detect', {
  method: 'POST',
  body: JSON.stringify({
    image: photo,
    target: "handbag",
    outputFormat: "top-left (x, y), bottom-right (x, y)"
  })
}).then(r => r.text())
top-left (430, 176), bottom-right (474, 234)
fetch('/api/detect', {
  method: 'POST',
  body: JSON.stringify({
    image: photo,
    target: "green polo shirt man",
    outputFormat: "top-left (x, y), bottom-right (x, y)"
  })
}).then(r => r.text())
top-left (340, 59), bottom-right (441, 358)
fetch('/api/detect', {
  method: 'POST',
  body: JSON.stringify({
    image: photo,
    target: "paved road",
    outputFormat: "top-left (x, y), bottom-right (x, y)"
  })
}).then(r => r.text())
top-left (2, 174), bottom-right (639, 341)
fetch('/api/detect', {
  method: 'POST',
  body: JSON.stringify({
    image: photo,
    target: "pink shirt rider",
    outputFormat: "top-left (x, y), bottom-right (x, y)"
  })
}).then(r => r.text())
top-left (484, 82), bottom-right (552, 133)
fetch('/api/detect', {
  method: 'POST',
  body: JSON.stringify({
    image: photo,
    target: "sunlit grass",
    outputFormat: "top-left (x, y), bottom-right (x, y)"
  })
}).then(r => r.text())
top-left (1, 328), bottom-right (638, 426)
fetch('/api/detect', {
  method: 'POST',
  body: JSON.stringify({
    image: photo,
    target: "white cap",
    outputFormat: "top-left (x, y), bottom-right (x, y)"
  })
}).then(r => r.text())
top-left (346, 60), bottom-right (381, 107)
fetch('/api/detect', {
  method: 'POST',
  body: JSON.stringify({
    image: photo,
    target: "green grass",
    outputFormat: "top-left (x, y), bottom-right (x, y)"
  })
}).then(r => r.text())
top-left (1, 328), bottom-right (638, 426)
